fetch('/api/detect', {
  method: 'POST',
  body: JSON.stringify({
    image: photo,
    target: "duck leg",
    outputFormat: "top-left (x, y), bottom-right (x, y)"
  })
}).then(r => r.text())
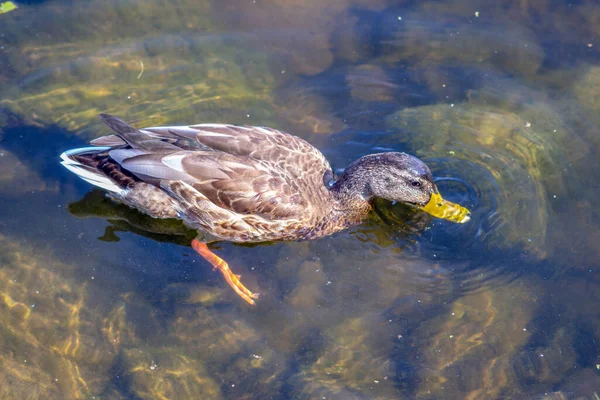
top-left (191, 239), bottom-right (260, 305)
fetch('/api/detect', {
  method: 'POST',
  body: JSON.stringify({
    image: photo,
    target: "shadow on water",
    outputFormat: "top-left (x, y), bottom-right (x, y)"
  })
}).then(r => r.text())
top-left (68, 189), bottom-right (197, 246)
top-left (0, 117), bottom-right (89, 185)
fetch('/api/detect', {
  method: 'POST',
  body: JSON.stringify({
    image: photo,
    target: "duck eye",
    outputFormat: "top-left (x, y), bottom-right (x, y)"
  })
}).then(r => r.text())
top-left (411, 181), bottom-right (422, 188)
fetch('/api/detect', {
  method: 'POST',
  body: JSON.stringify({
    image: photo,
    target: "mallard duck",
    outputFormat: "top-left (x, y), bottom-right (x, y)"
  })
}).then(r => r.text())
top-left (61, 114), bottom-right (470, 304)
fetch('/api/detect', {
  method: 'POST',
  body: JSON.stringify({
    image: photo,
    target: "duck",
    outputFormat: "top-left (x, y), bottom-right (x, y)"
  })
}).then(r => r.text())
top-left (60, 114), bottom-right (470, 305)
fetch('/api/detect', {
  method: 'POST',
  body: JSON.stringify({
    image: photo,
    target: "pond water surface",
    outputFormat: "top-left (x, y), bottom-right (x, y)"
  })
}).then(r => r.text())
top-left (1, 0), bottom-right (600, 399)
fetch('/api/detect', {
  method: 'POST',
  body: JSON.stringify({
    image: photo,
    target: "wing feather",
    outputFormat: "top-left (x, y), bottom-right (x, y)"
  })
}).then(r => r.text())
top-left (98, 116), bottom-right (333, 221)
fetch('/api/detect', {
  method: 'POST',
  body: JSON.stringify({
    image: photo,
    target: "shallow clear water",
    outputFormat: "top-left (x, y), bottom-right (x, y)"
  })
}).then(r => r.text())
top-left (1, 0), bottom-right (600, 399)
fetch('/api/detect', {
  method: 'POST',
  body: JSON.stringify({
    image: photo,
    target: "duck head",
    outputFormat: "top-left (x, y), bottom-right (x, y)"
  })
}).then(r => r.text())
top-left (333, 152), bottom-right (471, 223)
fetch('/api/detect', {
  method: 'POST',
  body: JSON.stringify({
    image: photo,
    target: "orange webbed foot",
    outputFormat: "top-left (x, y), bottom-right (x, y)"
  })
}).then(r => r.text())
top-left (191, 239), bottom-right (259, 305)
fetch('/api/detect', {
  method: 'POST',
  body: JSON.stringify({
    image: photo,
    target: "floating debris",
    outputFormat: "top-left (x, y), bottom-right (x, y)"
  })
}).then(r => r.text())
top-left (0, 1), bottom-right (17, 15)
top-left (137, 60), bottom-right (144, 79)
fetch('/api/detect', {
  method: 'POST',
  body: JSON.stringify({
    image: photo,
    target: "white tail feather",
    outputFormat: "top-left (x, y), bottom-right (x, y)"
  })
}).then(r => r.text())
top-left (60, 147), bottom-right (124, 194)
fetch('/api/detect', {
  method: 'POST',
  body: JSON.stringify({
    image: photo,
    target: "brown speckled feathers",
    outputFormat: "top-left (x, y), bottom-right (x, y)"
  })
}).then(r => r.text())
top-left (61, 114), bottom-right (471, 304)
top-left (66, 114), bottom-right (345, 242)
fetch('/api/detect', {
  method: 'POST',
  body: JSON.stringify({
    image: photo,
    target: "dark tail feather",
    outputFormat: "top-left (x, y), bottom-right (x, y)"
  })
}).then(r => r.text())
top-left (98, 114), bottom-right (137, 135)
top-left (98, 114), bottom-right (151, 149)
top-left (96, 114), bottom-right (180, 151)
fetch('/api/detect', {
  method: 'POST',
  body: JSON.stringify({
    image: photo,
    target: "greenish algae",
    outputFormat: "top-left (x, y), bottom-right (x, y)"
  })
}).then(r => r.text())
top-left (0, 234), bottom-right (117, 399)
top-left (534, 66), bottom-right (600, 269)
top-left (2, 2), bottom-right (600, 399)
top-left (570, 66), bottom-right (600, 147)
top-left (377, 16), bottom-right (543, 78)
top-left (213, 0), bottom-right (391, 77)
top-left (386, 82), bottom-right (578, 257)
top-left (274, 81), bottom-right (346, 135)
top-left (288, 316), bottom-right (401, 400)
top-left (0, 0), bottom-right (279, 136)
top-left (414, 0), bottom-right (600, 51)
top-left (122, 347), bottom-right (224, 399)
top-left (413, 280), bottom-right (540, 399)
top-left (93, 275), bottom-right (295, 400)
top-left (267, 241), bottom-right (457, 399)
top-left (1, 39), bottom-right (277, 136)
top-left (100, 294), bottom-right (227, 399)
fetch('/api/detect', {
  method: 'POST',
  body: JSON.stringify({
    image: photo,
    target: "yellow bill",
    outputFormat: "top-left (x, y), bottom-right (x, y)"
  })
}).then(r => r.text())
top-left (420, 190), bottom-right (471, 223)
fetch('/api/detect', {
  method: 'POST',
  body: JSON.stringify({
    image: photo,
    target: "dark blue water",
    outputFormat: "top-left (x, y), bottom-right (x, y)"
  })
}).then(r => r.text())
top-left (0, 0), bottom-right (599, 399)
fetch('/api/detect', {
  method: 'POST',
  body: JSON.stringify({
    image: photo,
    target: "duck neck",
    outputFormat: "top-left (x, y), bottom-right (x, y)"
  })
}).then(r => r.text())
top-left (330, 163), bottom-right (374, 217)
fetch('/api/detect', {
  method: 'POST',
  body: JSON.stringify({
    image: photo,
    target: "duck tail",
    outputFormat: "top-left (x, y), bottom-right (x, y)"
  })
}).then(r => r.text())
top-left (60, 147), bottom-right (124, 194)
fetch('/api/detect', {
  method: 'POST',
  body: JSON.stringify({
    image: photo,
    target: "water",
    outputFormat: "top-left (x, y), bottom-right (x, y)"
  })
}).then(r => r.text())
top-left (1, 0), bottom-right (599, 398)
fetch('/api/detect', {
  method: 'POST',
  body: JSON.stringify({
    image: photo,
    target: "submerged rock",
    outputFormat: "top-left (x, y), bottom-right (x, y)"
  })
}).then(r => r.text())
top-left (288, 316), bottom-right (400, 400)
top-left (377, 14), bottom-right (543, 78)
top-left (0, 0), bottom-right (278, 136)
top-left (213, 0), bottom-right (390, 77)
top-left (386, 81), bottom-right (578, 257)
top-left (274, 80), bottom-right (346, 135)
top-left (346, 64), bottom-right (399, 103)
top-left (0, 147), bottom-right (54, 196)
top-left (122, 346), bottom-right (223, 399)
top-left (412, 280), bottom-right (539, 399)
top-left (398, 0), bottom-right (600, 65)
top-left (570, 66), bottom-right (600, 147)
top-left (99, 286), bottom-right (290, 400)
top-left (0, 234), bottom-right (117, 399)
